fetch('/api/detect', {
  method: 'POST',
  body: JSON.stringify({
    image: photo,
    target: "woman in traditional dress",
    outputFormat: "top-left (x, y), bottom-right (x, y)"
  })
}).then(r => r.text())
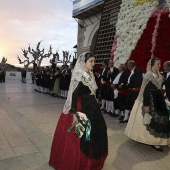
top-left (52, 67), bottom-right (61, 97)
top-left (49, 52), bottom-right (108, 170)
top-left (125, 57), bottom-right (170, 152)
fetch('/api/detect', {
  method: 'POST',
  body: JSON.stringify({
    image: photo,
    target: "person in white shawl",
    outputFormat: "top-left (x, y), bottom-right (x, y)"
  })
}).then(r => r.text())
top-left (125, 57), bottom-right (170, 152)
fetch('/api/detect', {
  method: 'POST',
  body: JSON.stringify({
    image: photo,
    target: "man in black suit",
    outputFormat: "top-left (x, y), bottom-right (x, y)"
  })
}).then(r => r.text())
top-left (112, 64), bottom-right (128, 118)
top-left (105, 60), bottom-right (119, 116)
top-left (60, 65), bottom-right (71, 99)
top-left (120, 60), bottom-right (143, 123)
top-left (100, 60), bottom-right (109, 110)
top-left (163, 61), bottom-right (170, 100)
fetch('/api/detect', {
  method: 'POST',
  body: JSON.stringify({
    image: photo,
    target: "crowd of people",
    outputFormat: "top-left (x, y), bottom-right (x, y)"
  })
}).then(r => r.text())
top-left (32, 63), bottom-right (74, 98)
top-left (48, 52), bottom-right (170, 170)
top-left (12, 51), bottom-right (170, 169)
top-left (32, 56), bottom-right (170, 126)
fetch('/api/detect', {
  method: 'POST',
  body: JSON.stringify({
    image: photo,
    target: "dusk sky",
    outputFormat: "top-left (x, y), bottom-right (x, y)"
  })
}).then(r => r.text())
top-left (0, 0), bottom-right (77, 67)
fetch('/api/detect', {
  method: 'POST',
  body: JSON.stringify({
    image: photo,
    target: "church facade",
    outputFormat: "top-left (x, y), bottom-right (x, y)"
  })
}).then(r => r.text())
top-left (73, 0), bottom-right (170, 71)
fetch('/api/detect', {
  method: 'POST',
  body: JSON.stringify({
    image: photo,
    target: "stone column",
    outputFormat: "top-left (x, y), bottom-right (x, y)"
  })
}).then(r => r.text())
top-left (77, 19), bottom-right (85, 57)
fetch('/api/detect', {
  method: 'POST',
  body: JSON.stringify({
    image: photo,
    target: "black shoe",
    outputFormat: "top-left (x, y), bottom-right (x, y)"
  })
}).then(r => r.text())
top-left (111, 113), bottom-right (119, 117)
top-left (119, 119), bottom-right (128, 123)
top-left (151, 146), bottom-right (163, 152)
top-left (119, 116), bottom-right (124, 120)
top-left (103, 110), bottom-right (108, 114)
top-left (100, 108), bottom-right (105, 111)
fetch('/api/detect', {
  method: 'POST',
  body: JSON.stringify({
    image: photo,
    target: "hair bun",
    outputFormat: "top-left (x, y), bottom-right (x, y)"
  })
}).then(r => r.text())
top-left (85, 52), bottom-right (93, 62)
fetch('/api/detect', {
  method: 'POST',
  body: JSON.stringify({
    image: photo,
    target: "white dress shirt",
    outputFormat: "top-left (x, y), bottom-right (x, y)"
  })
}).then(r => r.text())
top-left (113, 72), bottom-right (123, 99)
top-left (127, 67), bottom-right (136, 84)
top-left (113, 72), bottom-right (123, 85)
top-left (166, 72), bottom-right (170, 79)
top-left (101, 67), bottom-right (106, 83)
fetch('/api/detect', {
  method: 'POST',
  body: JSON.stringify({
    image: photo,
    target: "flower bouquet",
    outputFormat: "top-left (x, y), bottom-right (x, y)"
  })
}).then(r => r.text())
top-left (67, 108), bottom-right (91, 141)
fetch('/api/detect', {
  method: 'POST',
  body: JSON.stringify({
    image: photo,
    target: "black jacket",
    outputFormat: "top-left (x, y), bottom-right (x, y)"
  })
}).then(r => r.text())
top-left (114, 72), bottom-right (128, 90)
top-left (100, 67), bottom-right (110, 82)
top-left (165, 73), bottom-right (170, 99)
top-left (127, 67), bottom-right (143, 88)
top-left (108, 67), bottom-right (119, 83)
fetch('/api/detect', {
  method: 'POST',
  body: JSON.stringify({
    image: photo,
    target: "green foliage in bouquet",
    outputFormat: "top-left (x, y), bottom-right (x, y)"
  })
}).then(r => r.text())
top-left (67, 108), bottom-right (91, 141)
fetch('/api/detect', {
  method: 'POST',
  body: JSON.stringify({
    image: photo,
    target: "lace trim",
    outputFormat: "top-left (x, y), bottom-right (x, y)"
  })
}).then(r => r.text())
top-left (63, 69), bottom-right (98, 114)
top-left (81, 71), bottom-right (98, 96)
top-left (137, 71), bottom-right (163, 101)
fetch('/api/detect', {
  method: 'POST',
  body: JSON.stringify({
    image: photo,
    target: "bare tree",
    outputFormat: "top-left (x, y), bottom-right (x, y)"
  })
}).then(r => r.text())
top-left (28, 42), bottom-right (42, 63)
top-left (17, 41), bottom-right (52, 68)
top-left (37, 45), bottom-right (52, 66)
top-left (52, 50), bottom-right (62, 63)
top-left (17, 48), bottom-right (33, 70)
top-left (54, 50), bottom-right (78, 65)
top-left (0, 57), bottom-right (7, 66)
top-left (18, 41), bottom-right (77, 68)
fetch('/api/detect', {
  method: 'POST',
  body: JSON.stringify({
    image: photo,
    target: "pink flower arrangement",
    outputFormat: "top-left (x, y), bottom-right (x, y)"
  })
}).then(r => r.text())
top-left (110, 34), bottom-right (119, 60)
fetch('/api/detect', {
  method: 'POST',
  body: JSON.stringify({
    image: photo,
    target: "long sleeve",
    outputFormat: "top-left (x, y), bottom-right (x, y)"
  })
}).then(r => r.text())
top-left (128, 68), bottom-right (143, 88)
top-left (114, 73), bottom-right (128, 89)
top-left (143, 82), bottom-right (151, 106)
top-left (70, 82), bottom-right (81, 113)
top-left (101, 68), bottom-right (109, 81)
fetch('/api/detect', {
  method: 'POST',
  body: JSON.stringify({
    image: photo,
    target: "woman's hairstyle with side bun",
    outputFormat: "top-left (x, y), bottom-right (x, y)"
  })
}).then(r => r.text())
top-left (85, 52), bottom-right (94, 63)
top-left (151, 57), bottom-right (160, 67)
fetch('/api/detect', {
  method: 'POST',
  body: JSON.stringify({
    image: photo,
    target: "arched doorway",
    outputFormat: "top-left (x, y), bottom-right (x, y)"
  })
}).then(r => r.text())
top-left (90, 30), bottom-right (98, 54)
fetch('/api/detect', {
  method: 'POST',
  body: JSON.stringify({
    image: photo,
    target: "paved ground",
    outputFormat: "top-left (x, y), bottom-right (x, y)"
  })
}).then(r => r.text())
top-left (0, 78), bottom-right (170, 170)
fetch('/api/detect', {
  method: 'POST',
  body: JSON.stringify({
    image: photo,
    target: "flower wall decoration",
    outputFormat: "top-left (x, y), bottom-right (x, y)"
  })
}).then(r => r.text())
top-left (112, 0), bottom-right (170, 71)
top-left (110, 35), bottom-right (118, 61)
top-left (113, 0), bottom-right (159, 67)
top-left (128, 6), bottom-right (170, 72)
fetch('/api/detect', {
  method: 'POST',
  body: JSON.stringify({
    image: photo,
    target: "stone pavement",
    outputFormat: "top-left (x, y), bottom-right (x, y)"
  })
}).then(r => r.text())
top-left (0, 79), bottom-right (170, 170)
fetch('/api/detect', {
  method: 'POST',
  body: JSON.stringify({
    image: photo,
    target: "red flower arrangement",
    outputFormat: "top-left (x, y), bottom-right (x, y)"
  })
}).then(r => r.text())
top-left (128, 16), bottom-right (157, 72)
top-left (128, 7), bottom-right (170, 73)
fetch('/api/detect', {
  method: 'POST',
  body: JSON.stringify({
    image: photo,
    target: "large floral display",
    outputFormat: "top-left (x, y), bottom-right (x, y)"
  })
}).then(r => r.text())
top-left (111, 0), bottom-right (170, 72)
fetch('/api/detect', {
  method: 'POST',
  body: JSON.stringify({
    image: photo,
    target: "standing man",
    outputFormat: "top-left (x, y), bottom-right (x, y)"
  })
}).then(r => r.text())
top-left (112, 64), bottom-right (128, 118)
top-left (105, 60), bottom-right (119, 116)
top-left (0, 67), bottom-right (2, 83)
top-left (63, 65), bottom-right (71, 99)
top-left (22, 68), bottom-right (27, 83)
top-left (60, 65), bottom-right (66, 98)
top-left (50, 54), bottom-right (58, 73)
top-left (100, 60), bottom-right (109, 110)
top-left (163, 61), bottom-right (170, 100)
top-left (1, 66), bottom-right (6, 83)
top-left (120, 60), bottom-right (143, 123)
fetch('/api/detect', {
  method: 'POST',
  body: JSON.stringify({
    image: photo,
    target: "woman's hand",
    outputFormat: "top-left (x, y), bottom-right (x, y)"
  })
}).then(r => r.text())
top-left (77, 112), bottom-right (87, 122)
top-left (107, 70), bottom-right (111, 75)
top-left (119, 83), bottom-right (123, 88)
top-left (165, 99), bottom-right (170, 106)
top-left (111, 83), bottom-right (115, 89)
top-left (144, 106), bottom-right (150, 113)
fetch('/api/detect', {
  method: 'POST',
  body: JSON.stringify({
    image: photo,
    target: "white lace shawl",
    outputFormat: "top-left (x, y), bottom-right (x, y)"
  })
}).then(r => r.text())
top-left (137, 59), bottom-right (163, 102)
top-left (63, 52), bottom-right (98, 114)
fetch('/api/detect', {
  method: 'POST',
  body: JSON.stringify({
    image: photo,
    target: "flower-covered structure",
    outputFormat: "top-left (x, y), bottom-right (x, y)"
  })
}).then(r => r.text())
top-left (111, 0), bottom-right (170, 72)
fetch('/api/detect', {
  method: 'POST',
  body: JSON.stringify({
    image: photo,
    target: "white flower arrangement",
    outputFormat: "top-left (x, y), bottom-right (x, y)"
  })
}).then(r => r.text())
top-left (166, 0), bottom-right (170, 16)
top-left (114, 0), bottom-right (159, 67)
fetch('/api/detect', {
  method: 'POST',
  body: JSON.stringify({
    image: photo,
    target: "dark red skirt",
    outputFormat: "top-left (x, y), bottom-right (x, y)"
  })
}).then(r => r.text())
top-left (49, 112), bottom-right (107, 170)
